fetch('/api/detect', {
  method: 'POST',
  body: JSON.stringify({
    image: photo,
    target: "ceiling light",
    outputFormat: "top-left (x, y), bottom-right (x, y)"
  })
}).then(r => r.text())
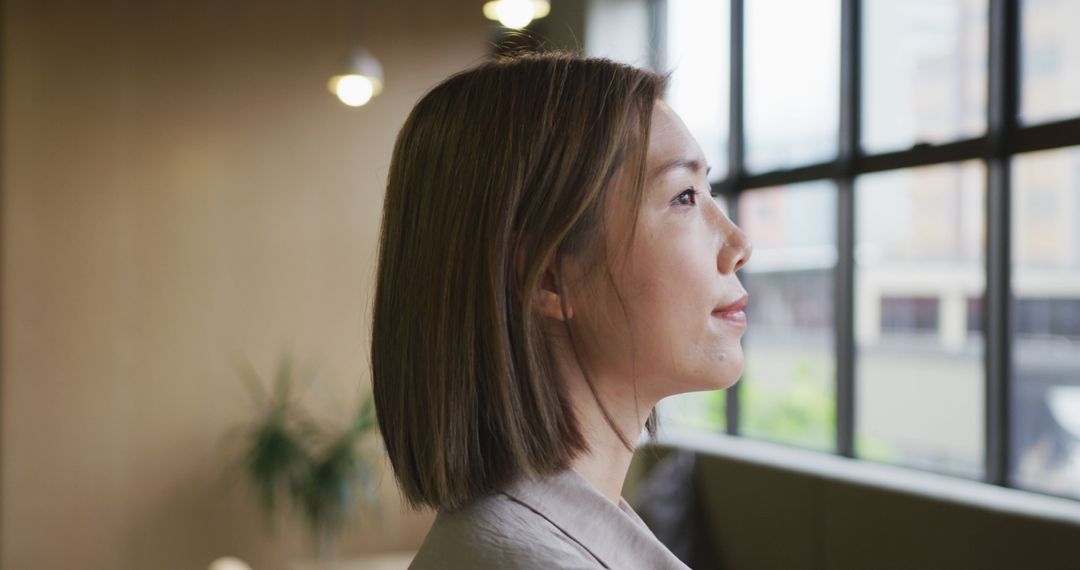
top-left (482, 0), bottom-right (551, 29)
top-left (327, 46), bottom-right (384, 108)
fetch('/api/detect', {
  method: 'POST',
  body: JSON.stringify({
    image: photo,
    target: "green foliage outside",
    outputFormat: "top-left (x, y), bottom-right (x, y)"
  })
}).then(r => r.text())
top-left (741, 359), bottom-right (836, 451)
top-left (666, 355), bottom-right (895, 461)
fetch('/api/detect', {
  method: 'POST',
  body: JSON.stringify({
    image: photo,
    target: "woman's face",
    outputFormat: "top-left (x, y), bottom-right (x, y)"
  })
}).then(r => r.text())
top-left (566, 99), bottom-right (752, 403)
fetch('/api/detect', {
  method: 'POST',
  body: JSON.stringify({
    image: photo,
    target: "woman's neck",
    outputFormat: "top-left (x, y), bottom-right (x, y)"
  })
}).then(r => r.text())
top-left (543, 324), bottom-right (658, 504)
top-left (564, 373), bottom-right (657, 504)
top-left (569, 423), bottom-right (636, 504)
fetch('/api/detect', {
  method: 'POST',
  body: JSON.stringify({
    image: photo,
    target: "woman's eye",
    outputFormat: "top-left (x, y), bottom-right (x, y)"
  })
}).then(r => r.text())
top-left (671, 188), bottom-right (697, 207)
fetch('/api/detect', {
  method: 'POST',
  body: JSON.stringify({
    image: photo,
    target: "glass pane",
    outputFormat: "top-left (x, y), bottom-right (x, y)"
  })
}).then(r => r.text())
top-left (1011, 146), bottom-right (1080, 499)
top-left (660, 390), bottom-right (727, 433)
top-left (584, 0), bottom-right (653, 68)
top-left (862, 0), bottom-right (988, 153)
top-left (855, 162), bottom-right (986, 478)
top-left (665, 0), bottom-right (729, 182)
top-left (738, 181), bottom-right (837, 451)
top-left (744, 0), bottom-right (840, 173)
top-left (1021, 0), bottom-right (1080, 124)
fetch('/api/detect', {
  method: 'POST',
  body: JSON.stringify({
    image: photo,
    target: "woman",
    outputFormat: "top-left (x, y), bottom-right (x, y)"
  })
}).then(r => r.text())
top-left (372, 51), bottom-right (752, 569)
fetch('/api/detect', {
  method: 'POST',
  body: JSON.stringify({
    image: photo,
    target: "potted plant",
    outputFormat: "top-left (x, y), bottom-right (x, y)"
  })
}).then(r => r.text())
top-left (240, 357), bottom-right (380, 563)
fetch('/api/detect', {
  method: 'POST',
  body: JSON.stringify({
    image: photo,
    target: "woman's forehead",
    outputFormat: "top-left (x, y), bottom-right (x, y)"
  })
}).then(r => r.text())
top-left (647, 101), bottom-right (708, 180)
top-left (648, 100), bottom-right (705, 173)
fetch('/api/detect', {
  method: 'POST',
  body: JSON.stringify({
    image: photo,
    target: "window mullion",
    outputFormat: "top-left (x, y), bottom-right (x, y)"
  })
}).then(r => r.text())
top-left (985, 0), bottom-right (1019, 487)
top-left (834, 0), bottom-right (860, 458)
top-left (725, 0), bottom-right (745, 436)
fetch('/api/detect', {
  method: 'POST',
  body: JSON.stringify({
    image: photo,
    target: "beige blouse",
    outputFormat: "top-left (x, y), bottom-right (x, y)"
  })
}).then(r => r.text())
top-left (408, 468), bottom-right (692, 569)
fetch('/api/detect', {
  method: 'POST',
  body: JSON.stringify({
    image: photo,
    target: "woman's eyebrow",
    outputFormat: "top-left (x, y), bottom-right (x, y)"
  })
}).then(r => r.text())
top-left (649, 157), bottom-right (711, 180)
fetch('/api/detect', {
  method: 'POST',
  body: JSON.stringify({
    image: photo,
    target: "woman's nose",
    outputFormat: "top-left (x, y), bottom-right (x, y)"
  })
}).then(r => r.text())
top-left (718, 223), bottom-right (752, 275)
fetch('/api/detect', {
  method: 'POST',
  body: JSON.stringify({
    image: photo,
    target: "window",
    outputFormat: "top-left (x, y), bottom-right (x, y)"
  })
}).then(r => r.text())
top-left (1011, 146), bottom-right (1080, 499)
top-left (665, 0), bottom-right (730, 181)
top-left (856, 162), bottom-right (986, 478)
top-left (879, 297), bottom-right (940, 333)
top-left (1020, 0), bottom-right (1080, 124)
top-left (635, 0), bottom-right (1080, 501)
top-left (862, 0), bottom-right (988, 153)
top-left (744, 0), bottom-right (840, 172)
top-left (739, 182), bottom-right (837, 451)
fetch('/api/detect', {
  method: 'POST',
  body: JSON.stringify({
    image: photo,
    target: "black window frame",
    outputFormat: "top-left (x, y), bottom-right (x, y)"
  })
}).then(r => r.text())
top-left (655, 0), bottom-right (1080, 492)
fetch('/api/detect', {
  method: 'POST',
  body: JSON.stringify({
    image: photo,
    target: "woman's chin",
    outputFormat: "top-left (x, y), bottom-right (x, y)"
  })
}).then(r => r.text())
top-left (715, 360), bottom-right (746, 390)
top-left (712, 370), bottom-right (743, 391)
top-left (670, 368), bottom-right (744, 396)
top-left (709, 353), bottom-right (744, 388)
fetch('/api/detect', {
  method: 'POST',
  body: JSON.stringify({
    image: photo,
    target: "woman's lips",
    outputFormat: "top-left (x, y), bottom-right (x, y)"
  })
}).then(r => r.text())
top-left (713, 310), bottom-right (747, 326)
top-left (712, 294), bottom-right (748, 327)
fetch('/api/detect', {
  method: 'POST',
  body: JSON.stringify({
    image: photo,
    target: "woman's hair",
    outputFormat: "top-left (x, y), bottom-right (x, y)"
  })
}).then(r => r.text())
top-left (371, 50), bottom-right (669, 511)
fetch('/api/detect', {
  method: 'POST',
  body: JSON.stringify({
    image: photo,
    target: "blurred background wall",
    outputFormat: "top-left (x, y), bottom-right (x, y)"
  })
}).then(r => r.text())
top-left (0, 0), bottom-right (529, 567)
top-left (6, 0), bottom-right (1080, 569)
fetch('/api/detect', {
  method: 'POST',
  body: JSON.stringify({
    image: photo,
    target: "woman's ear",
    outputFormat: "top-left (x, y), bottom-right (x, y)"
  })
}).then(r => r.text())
top-left (536, 263), bottom-right (574, 322)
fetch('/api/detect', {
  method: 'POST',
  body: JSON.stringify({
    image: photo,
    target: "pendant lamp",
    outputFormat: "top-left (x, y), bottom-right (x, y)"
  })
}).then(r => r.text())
top-left (328, 46), bottom-right (384, 107)
top-left (483, 0), bottom-right (551, 29)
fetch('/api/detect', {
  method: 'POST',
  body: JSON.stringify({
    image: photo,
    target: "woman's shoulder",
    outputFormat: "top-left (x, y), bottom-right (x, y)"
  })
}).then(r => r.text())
top-left (408, 490), bottom-right (601, 570)
top-left (408, 468), bottom-right (691, 570)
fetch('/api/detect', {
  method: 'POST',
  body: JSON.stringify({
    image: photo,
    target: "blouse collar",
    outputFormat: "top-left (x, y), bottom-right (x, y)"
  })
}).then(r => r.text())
top-left (500, 467), bottom-right (691, 570)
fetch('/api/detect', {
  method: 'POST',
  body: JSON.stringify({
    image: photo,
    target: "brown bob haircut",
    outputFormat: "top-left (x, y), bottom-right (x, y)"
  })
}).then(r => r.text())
top-left (372, 50), bottom-right (669, 511)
